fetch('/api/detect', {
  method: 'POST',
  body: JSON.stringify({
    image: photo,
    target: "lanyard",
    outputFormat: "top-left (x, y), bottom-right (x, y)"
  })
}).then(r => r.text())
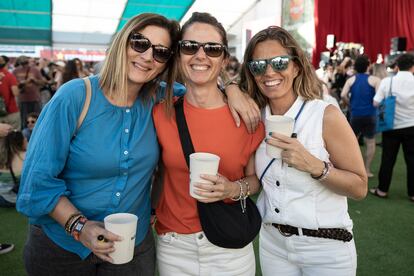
top-left (259, 101), bottom-right (307, 184)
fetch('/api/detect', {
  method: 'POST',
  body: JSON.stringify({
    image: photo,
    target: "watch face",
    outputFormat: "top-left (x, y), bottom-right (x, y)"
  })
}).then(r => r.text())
top-left (75, 222), bottom-right (84, 232)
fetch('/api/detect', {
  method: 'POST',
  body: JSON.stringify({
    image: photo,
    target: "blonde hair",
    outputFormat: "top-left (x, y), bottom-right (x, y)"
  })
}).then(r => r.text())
top-left (239, 26), bottom-right (322, 109)
top-left (99, 13), bottom-right (180, 112)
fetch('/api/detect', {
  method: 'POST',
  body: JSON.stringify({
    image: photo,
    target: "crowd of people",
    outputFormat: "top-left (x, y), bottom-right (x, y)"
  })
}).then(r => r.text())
top-left (0, 10), bottom-right (413, 276)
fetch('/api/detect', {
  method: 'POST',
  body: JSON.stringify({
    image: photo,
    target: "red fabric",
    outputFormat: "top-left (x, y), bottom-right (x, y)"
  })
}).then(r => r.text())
top-left (0, 68), bottom-right (19, 113)
top-left (313, 0), bottom-right (414, 66)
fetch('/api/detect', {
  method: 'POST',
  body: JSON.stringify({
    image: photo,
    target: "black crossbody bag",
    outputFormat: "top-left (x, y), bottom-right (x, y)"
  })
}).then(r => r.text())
top-left (174, 97), bottom-right (262, 249)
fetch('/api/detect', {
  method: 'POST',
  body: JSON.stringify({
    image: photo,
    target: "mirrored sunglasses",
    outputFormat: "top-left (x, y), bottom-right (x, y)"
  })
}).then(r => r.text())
top-left (248, 55), bottom-right (293, 76)
top-left (179, 40), bottom-right (227, 58)
top-left (129, 33), bottom-right (172, 63)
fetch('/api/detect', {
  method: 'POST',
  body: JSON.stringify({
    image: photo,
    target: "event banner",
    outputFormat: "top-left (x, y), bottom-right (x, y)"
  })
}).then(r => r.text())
top-left (281, 0), bottom-right (315, 57)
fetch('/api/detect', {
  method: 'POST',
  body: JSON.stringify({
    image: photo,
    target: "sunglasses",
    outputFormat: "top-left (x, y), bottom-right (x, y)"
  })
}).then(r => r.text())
top-left (129, 33), bottom-right (172, 63)
top-left (248, 55), bottom-right (293, 76)
top-left (179, 40), bottom-right (227, 57)
top-left (27, 120), bottom-right (36, 124)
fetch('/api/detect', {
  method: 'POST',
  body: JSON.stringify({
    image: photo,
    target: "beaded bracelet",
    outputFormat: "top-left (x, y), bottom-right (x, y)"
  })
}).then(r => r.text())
top-left (231, 178), bottom-right (251, 213)
top-left (239, 178), bottom-right (250, 197)
top-left (231, 180), bottom-right (244, 201)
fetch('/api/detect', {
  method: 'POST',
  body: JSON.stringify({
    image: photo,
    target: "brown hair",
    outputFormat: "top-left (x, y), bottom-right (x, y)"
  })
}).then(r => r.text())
top-left (180, 12), bottom-right (229, 57)
top-left (239, 26), bottom-right (322, 109)
top-left (99, 13), bottom-right (180, 114)
top-left (162, 12), bottom-right (229, 116)
top-left (5, 130), bottom-right (25, 169)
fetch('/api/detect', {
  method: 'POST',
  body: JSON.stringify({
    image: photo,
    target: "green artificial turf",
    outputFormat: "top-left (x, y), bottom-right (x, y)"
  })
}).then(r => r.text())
top-left (1, 146), bottom-right (413, 276)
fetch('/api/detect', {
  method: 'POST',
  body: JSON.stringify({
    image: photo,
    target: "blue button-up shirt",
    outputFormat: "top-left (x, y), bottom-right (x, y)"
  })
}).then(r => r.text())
top-left (17, 75), bottom-right (185, 259)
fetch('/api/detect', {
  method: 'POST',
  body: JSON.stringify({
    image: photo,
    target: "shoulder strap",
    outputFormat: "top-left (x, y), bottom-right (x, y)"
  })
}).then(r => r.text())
top-left (174, 97), bottom-right (195, 168)
top-left (388, 77), bottom-right (393, 97)
top-left (77, 77), bottom-right (92, 131)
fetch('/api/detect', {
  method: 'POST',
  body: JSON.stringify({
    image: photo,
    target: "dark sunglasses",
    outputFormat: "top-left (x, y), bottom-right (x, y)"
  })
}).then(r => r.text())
top-left (129, 33), bottom-right (172, 63)
top-left (248, 55), bottom-right (293, 76)
top-left (179, 40), bottom-right (227, 58)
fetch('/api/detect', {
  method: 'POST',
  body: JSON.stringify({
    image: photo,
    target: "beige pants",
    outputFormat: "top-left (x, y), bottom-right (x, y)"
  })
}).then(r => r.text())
top-left (157, 231), bottom-right (255, 276)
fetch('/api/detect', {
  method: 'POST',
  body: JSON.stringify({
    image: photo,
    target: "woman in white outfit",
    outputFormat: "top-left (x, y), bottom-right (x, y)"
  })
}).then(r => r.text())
top-left (237, 26), bottom-right (368, 276)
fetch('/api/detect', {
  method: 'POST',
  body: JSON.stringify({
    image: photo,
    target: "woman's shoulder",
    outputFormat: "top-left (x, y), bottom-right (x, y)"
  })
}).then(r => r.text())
top-left (306, 98), bottom-right (330, 110)
top-left (53, 78), bottom-right (87, 102)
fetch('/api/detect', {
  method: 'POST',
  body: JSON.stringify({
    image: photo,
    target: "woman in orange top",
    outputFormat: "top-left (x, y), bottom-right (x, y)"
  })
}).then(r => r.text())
top-left (152, 12), bottom-right (264, 276)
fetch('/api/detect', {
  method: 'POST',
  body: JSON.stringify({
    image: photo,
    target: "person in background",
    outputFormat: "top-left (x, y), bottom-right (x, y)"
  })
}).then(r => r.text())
top-left (6, 129), bottom-right (26, 183)
top-left (153, 12), bottom-right (264, 276)
top-left (0, 56), bottom-right (20, 169)
top-left (341, 55), bottom-right (381, 177)
top-left (370, 63), bottom-right (388, 80)
top-left (225, 55), bottom-right (241, 79)
top-left (62, 60), bottom-right (81, 85)
top-left (73, 58), bottom-right (89, 78)
top-left (53, 60), bottom-right (66, 89)
top-left (333, 57), bottom-right (353, 102)
top-left (0, 55), bottom-right (20, 129)
top-left (37, 58), bottom-right (53, 108)
top-left (237, 26), bottom-right (367, 275)
top-left (13, 56), bottom-right (44, 129)
top-left (370, 53), bottom-right (414, 201)
top-left (22, 112), bottom-right (39, 142)
top-left (0, 122), bottom-right (15, 254)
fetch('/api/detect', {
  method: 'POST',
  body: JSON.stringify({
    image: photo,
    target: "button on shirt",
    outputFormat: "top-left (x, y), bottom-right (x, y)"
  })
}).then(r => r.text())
top-left (374, 71), bottom-right (414, 130)
top-left (16, 76), bottom-right (186, 259)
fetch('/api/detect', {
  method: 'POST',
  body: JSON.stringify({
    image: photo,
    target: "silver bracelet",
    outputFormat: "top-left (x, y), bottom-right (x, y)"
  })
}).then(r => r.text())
top-left (319, 162), bottom-right (333, 181)
top-left (311, 161), bottom-right (333, 181)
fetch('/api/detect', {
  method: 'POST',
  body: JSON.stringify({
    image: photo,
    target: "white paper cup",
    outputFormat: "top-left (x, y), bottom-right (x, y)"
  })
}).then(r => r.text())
top-left (104, 213), bottom-right (138, 264)
top-left (265, 115), bottom-right (295, 158)
top-left (189, 152), bottom-right (220, 199)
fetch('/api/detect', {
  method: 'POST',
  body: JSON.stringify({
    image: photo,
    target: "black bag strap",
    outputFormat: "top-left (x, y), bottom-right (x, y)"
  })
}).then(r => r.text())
top-left (174, 97), bottom-right (195, 168)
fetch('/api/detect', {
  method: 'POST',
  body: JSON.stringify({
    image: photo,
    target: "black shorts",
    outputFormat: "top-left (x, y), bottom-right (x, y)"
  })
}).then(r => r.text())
top-left (350, 116), bottom-right (376, 139)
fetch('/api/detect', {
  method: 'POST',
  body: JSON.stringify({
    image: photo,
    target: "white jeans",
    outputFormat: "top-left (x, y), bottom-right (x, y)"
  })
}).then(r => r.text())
top-left (259, 224), bottom-right (356, 276)
top-left (157, 231), bottom-right (255, 276)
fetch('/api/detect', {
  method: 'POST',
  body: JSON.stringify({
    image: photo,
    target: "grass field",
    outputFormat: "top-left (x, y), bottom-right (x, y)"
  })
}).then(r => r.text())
top-left (1, 146), bottom-right (413, 275)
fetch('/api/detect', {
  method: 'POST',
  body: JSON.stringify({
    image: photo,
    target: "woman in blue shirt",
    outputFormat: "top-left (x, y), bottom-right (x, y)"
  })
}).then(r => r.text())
top-left (16, 12), bottom-right (259, 276)
top-left (16, 13), bottom-right (181, 275)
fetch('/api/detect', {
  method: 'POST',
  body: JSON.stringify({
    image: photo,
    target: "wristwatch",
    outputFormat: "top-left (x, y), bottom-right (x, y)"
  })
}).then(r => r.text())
top-left (72, 216), bottom-right (88, 241)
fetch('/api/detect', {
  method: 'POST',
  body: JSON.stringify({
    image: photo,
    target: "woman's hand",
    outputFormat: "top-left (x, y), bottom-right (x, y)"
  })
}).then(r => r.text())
top-left (225, 84), bottom-right (261, 134)
top-left (79, 220), bottom-right (123, 263)
top-left (266, 132), bottom-right (324, 176)
top-left (193, 174), bottom-right (239, 203)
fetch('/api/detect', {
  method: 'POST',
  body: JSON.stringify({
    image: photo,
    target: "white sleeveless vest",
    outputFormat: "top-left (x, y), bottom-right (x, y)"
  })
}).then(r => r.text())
top-left (256, 97), bottom-right (353, 230)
